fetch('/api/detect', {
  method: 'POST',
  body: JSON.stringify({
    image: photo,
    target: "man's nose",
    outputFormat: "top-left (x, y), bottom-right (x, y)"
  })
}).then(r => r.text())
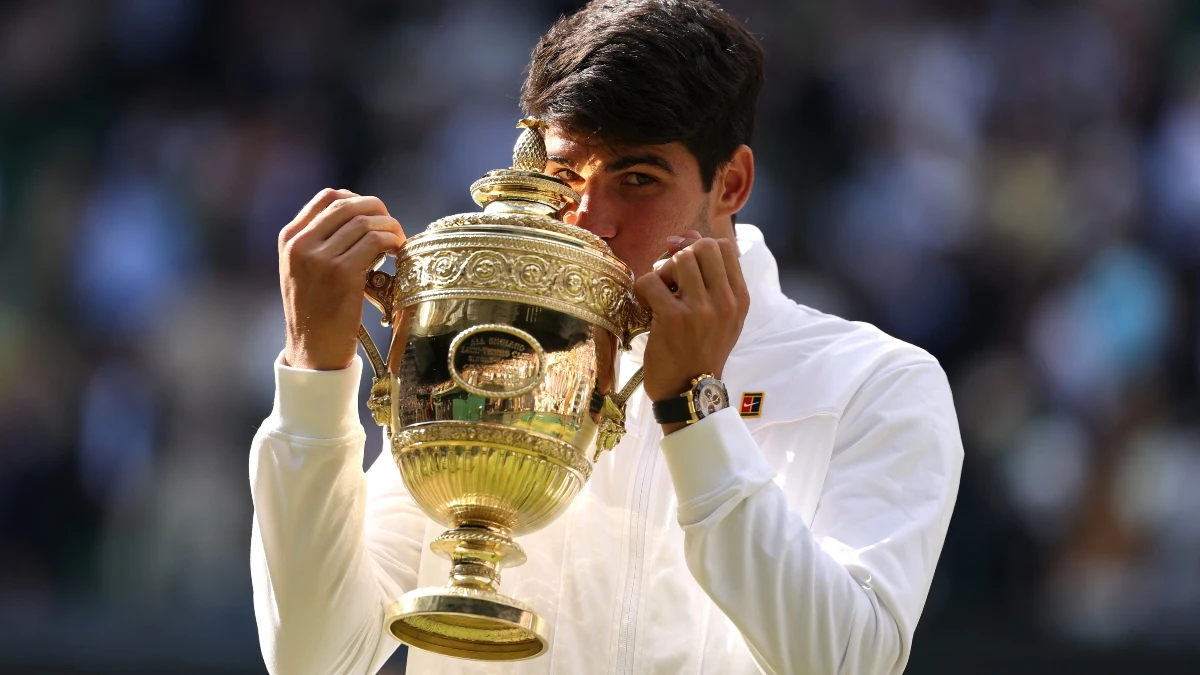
top-left (562, 189), bottom-right (617, 239)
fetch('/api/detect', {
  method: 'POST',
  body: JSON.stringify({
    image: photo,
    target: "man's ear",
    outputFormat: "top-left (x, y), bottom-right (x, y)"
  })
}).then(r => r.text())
top-left (712, 145), bottom-right (754, 219)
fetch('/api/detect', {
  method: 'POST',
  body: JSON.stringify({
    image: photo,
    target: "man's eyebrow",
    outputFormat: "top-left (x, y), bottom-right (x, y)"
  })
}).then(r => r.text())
top-left (547, 155), bottom-right (578, 169)
top-left (547, 153), bottom-right (676, 176)
top-left (606, 154), bottom-right (676, 175)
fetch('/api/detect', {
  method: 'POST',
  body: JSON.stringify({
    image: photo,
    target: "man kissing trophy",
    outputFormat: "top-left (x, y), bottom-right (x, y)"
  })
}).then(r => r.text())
top-left (250, 2), bottom-right (964, 674)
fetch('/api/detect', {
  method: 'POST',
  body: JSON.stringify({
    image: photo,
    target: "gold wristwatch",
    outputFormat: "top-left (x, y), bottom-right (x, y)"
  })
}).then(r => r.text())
top-left (651, 374), bottom-right (730, 424)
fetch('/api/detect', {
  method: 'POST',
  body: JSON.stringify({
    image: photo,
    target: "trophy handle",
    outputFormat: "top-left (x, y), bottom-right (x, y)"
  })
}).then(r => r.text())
top-left (617, 247), bottom-right (676, 344)
top-left (360, 252), bottom-right (395, 428)
top-left (622, 298), bottom-right (652, 345)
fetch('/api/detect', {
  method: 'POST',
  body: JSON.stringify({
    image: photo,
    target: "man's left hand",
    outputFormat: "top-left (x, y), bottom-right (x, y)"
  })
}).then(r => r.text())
top-left (634, 234), bottom-right (750, 425)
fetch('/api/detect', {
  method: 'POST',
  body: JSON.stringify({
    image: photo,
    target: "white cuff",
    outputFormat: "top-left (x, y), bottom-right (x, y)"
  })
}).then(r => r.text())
top-left (659, 407), bottom-right (776, 526)
top-left (268, 352), bottom-right (364, 440)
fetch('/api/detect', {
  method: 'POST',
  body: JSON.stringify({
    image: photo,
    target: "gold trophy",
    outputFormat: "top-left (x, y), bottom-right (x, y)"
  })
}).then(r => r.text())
top-left (355, 120), bottom-right (649, 661)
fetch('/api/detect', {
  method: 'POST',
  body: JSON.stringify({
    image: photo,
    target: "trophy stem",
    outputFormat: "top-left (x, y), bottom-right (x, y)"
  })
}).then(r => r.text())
top-left (432, 527), bottom-right (527, 594)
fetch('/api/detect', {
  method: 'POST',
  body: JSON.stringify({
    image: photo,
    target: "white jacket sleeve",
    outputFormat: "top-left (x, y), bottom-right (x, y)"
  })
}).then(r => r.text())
top-left (659, 357), bottom-right (963, 675)
top-left (249, 354), bottom-right (427, 675)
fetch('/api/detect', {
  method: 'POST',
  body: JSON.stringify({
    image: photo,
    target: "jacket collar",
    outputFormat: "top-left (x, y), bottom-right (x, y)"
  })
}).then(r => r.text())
top-left (623, 223), bottom-right (786, 370)
top-left (734, 223), bottom-right (789, 344)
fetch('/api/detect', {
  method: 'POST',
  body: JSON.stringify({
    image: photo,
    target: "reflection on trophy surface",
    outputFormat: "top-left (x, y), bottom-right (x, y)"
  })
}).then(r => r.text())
top-left (355, 119), bottom-right (649, 661)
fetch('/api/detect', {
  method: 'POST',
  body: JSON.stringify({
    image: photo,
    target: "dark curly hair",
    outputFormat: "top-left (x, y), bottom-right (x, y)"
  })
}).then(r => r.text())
top-left (521, 0), bottom-right (765, 191)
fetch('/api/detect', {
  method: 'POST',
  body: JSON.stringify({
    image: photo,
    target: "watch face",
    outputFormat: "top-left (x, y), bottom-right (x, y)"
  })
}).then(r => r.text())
top-left (694, 380), bottom-right (729, 417)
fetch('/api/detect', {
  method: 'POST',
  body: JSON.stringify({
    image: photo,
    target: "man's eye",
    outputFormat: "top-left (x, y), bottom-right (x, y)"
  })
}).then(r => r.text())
top-left (622, 173), bottom-right (657, 186)
top-left (554, 168), bottom-right (582, 182)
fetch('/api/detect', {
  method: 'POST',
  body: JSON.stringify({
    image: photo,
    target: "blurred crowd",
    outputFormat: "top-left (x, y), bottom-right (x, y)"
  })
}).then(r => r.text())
top-left (2, 0), bottom-right (1199, 669)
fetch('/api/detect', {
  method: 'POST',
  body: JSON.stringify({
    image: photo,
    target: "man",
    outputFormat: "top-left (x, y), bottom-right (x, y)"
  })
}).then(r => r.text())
top-left (250, 1), bottom-right (963, 673)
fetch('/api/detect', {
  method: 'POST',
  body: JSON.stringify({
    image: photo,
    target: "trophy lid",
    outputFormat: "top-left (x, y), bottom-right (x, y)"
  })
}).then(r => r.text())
top-left (423, 119), bottom-right (608, 252)
top-left (468, 119), bottom-right (580, 217)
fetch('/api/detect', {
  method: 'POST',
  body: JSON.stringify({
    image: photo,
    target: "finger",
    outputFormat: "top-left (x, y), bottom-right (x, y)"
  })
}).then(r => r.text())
top-left (300, 195), bottom-right (390, 243)
top-left (718, 238), bottom-right (748, 301)
top-left (664, 230), bottom-right (702, 255)
top-left (634, 271), bottom-right (681, 315)
top-left (668, 247), bottom-right (706, 301)
top-left (281, 188), bottom-right (356, 245)
top-left (338, 230), bottom-right (407, 274)
top-left (653, 253), bottom-right (681, 294)
top-left (691, 239), bottom-right (729, 292)
top-left (322, 215), bottom-right (405, 257)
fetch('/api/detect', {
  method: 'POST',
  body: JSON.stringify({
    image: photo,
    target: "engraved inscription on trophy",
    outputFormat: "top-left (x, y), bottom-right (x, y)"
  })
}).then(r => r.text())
top-left (449, 324), bottom-right (545, 397)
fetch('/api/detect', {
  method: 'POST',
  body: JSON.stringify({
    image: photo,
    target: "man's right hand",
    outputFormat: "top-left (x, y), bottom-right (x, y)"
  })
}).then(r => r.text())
top-left (278, 188), bottom-right (406, 371)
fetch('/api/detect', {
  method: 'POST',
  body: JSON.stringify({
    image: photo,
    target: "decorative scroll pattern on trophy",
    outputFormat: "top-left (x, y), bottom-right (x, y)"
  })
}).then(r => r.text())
top-left (394, 232), bottom-right (645, 340)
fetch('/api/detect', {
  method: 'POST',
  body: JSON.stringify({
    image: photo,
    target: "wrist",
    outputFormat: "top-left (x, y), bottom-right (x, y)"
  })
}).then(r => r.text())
top-left (647, 381), bottom-right (691, 404)
top-left (646, 369), bottom-right (722, 404)
top-left (283, 340), bottom-right (355, 372)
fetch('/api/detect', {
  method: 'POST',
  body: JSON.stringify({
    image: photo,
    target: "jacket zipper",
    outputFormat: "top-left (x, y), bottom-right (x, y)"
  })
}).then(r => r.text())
top-left (614, 395), bottom-right (657, 675)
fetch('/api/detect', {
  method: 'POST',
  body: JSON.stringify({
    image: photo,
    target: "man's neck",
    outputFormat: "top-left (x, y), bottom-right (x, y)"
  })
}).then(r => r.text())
top-left (711, 217), bottom-right (736, 242)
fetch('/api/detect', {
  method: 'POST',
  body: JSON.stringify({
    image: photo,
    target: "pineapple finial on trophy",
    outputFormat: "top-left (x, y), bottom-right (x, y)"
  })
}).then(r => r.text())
top-left (513, 118), bottom-right (548, 171)
top-left (469, 118), bottom-right (579, 216)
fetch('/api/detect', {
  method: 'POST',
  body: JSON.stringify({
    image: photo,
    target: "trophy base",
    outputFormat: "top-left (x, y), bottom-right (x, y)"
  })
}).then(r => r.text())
top-left (386, 585), bottom-right (549, 661)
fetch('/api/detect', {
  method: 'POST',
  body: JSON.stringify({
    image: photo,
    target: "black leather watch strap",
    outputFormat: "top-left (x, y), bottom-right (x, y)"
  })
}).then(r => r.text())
top-left (652, 396), bottom-right (694, 424)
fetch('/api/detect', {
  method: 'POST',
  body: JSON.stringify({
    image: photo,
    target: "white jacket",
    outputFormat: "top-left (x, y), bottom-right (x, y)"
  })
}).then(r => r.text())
top-left (250, 224), bottom-right (964, 675)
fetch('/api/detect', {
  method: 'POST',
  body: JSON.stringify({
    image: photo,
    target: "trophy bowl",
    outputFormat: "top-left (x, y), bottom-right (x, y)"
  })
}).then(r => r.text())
top-left (356, 121), bottom-right (648, 661)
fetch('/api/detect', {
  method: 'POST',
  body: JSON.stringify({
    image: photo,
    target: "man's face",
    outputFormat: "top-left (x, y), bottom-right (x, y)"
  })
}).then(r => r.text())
top-left (543, 127), bottom-right (715, 278)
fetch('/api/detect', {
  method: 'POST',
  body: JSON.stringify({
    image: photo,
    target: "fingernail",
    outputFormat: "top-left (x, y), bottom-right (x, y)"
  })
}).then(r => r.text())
top-left (666, 236), bottom-right (686, 247)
